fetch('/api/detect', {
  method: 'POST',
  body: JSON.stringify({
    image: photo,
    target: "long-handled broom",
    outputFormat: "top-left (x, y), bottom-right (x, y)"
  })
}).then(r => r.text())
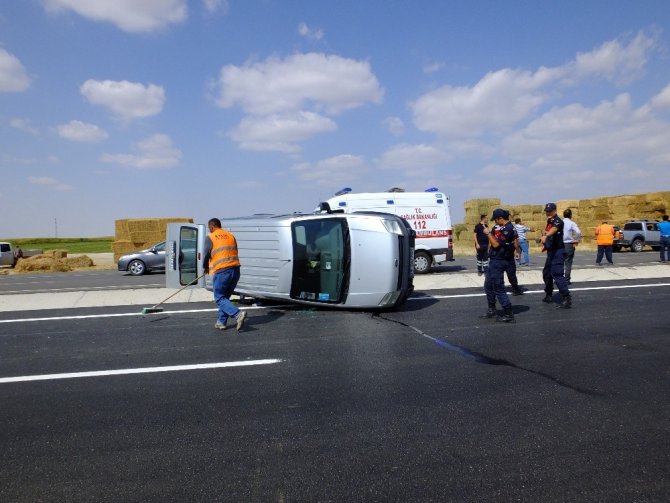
top-left (141, 272), bottom-right (207, 314)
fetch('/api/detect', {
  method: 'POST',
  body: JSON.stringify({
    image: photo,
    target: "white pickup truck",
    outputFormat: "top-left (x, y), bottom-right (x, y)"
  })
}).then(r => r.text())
top-left (0, 242), bottom-right (19, 267)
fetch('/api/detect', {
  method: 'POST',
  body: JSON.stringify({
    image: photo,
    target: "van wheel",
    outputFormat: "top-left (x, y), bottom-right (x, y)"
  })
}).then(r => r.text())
top-left (414, 251), bottom-right (431, 274)
top-left (630, 239), bottom-right (644, 252)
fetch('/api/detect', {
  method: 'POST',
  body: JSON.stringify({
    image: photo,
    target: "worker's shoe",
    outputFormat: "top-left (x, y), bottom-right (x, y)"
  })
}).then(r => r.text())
top-left (557, 295), bottom-right (572, 309)
top-left (497, 307), bottom-right (515, 323)
top-left (214, 321), bottom-right (227, 331)
top-left (542, 294), bottom-right (553, 304)
top-left (512, 287), bottom-right (525, 296)
top-left (481, 305), bottom-right (496, 319)
top-left (235, 311), bottom-right (247, 331)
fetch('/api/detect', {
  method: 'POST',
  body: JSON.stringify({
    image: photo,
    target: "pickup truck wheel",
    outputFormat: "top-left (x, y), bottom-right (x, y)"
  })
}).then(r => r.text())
top-left (414, 251), bottom-right (432, 274)
top-left (630, 239), bottom-right (644, 253)
top-left (128, 259), bottom-right (147, 276)
top-left (613, 244), bottom-right (622, 252)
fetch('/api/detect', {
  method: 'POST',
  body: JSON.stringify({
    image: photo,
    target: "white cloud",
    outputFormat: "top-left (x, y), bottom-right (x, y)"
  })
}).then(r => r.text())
top-left (216, 52), bottom-right (382, 151)
top-left (502, 93), bottom-right (670, 172)
top-left (80, 79), bottom-right (165, 121)
top-left (412, 67), bottom-right (556, 138)
top-left (10, 118), bottom-right (39, 135)
top-left (290, 154), bottom-right (367, 185)
top-left (383, 116), bottom-right (405, 136)
top-left (423, 61), bottom-right (444, 75)
top-left (56, 120), bottom-right (109, 142)
top-left (480, 163), bottom-right (523, 177)
top-left (411, 30), bottom-right (659, 139)
top-left (101, 134), bottom-right (181, 169)
top-left (570, 31), bottom-right (658, 85)
top-left (229, 112), bottom-right (337, 153)
top-left (28, 175), bottom-right (73, 191)
top-left (0, 48), bottom-right (31, 92)
top-left (378, 143), bottom-right (451, 173)
top-left (43, 0), bottom-right (187, 33)
top-left (298, 22), bottom-right (324, 41)
top-left (216, 52), bottom-right (383, 115)
top-left (650, 83), bottom-right (670, 109)
top-left (203, 0), bottom-right (229, 14)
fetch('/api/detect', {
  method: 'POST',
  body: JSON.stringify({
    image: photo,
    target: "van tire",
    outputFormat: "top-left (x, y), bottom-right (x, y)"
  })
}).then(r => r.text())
top-left (414, 251), bottom-right (432, 274)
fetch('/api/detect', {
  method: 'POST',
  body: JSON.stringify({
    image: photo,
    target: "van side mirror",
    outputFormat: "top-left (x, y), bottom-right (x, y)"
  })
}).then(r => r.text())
top-left (318, 202), bottom-right (332, 214)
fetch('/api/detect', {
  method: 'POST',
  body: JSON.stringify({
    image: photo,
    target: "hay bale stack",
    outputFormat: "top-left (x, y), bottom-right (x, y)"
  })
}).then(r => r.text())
top-left (14, 255), bottom-right (72, 273)
top-left (463, 198), bottom-right (501, 226)
top-left (113, 217), bottom-right (194, 262)
top-left (460, 191), bottom-right (670, 251)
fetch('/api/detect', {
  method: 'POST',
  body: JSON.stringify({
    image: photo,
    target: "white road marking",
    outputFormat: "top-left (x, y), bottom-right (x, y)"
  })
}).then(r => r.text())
top-left (421, 282), bottom-right (670, 299)
top-left (0, 359), bottom-right (282, 384)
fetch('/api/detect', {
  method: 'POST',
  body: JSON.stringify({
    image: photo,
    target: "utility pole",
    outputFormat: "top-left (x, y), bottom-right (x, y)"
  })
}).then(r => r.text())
top-left (54, 218), bottom-right (58, 238)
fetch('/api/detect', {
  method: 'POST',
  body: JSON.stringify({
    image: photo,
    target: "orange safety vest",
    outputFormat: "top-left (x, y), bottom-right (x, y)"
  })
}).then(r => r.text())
top-left (208, 228), bottom-right (240, 274)
top-left (595, 223), bottom-right (615, 246)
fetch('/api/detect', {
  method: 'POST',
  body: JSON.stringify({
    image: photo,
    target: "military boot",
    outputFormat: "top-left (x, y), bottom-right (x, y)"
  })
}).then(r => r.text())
top-left (542, 293), bottom-right (553, 303)
top-left (557, 294), bottom-right (572, 309)
top-left (481, 304), bottom-right (497, 319)
top-left (512, 286), bottom-right (525, 296)
top-left (498, 307), bottom-right (515, 323)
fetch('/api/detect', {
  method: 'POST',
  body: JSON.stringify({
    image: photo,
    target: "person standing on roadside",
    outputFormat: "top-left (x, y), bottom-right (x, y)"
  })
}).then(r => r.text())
top-left (658, 214), bottom-right (670, 263)
top-left (562, 208), bottom-right (581, 285)
top-left (595, 219), bottom-right (616, 266)
top-left (481, 209), bottom-right (517, 322)
top-left (513, 217), bottom-right (533, 266)
top-left (203, 218), bottom-right (247, 332)
top-left (540, 203), bottom-right (571, 309)
top-left (474, 214), bottom-right (489, 276)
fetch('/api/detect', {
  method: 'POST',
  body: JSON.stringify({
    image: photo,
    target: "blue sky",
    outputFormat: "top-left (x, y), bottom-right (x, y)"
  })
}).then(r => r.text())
top-left (2, 0), bottom-right (670, 238)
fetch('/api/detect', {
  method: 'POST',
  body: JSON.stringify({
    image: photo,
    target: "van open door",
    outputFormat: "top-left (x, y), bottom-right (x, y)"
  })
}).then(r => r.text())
top-left (165, 223), bottom-right (207, 289)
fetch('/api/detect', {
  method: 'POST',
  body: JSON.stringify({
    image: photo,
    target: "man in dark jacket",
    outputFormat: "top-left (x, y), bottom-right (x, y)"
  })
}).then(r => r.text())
top-left (481, 208), bottom-right (518, 323)
top-left (540, 203), bottom-right (571, 308)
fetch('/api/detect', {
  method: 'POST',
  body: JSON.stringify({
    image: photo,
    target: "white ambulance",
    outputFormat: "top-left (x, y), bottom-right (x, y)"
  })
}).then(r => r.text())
top-left (324, 188), bottom-right (453, 273)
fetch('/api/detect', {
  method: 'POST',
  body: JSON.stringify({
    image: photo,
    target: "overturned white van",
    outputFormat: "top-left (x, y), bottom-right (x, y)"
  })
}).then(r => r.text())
top-left (165, 212), bottom-right (415, 310)
top-left (324, 188), bottom-right (453, 273)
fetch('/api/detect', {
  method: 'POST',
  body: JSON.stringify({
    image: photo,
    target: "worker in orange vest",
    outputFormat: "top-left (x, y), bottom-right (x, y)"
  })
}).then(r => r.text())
top-left (203, 218), bottom-right (247, 331)
top-left (595, 220), bottom-right (616, 266)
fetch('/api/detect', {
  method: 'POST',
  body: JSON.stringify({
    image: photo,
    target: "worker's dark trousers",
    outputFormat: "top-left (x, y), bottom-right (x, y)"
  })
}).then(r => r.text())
top-left (485, 259), bottom-right (513, 308)
top-left (543, 248), bottom-right (570, 296)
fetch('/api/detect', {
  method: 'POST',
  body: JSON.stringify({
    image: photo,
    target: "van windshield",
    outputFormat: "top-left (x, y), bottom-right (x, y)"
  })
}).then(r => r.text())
top-left (290, 219), bottom-right (349, 303)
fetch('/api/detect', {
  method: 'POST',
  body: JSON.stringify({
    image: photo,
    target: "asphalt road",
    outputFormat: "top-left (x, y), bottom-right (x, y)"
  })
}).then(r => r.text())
top-left (1, 280), bottom-right (668, 501)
